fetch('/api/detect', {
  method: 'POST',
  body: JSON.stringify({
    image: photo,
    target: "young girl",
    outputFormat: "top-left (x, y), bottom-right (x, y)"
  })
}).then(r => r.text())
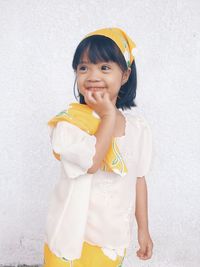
top-left (43, 27), bottom-right (153, 267)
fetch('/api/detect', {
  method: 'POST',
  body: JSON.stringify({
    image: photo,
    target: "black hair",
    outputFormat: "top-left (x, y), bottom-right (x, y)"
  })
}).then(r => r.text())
top-left (72, 35), bottom-right (137, 110)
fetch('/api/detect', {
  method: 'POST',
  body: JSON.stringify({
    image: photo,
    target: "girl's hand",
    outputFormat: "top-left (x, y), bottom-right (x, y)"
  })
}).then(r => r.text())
top-left (84, 90), bottom-right (116, 118)
top-left (136, 229), bottom-right (153, 260)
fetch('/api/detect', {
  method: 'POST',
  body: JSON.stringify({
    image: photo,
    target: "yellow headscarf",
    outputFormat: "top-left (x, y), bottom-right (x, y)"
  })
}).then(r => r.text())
top-left (83, 27), bottom-right (137, 67)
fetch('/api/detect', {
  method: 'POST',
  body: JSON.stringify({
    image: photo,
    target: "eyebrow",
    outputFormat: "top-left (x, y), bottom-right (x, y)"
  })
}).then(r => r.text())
top-left (78, 60), bottom-right (112, 65)
top-left (79, 60), bottom-right (90, 64)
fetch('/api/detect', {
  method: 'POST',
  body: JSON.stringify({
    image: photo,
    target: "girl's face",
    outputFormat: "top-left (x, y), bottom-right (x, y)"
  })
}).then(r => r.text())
top-left (75, 53), bottom-right (131, 106)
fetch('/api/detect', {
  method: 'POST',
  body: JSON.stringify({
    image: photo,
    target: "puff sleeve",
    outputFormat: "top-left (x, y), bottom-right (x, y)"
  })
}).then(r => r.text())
top-left (136, 119), bottom-right (153, 178)
top-left (48, 121), bottom-right (97, 179)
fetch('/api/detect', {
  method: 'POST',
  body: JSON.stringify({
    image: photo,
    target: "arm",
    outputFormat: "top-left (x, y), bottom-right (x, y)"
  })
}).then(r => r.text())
top-left (135, 176), bottom-right (153, 260)
top-left (135, 176), bottom-right (149, 231)
top-left (83, 90), bottom-right (117, 174)
top-left (49, 91), bottom-right (117, 179)
top-left (87, 113), bottom-right (116, 174)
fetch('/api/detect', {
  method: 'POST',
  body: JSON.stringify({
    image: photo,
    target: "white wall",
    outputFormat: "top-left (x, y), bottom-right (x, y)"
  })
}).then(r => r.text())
top-left (0, 0), bottom-right (199, 266)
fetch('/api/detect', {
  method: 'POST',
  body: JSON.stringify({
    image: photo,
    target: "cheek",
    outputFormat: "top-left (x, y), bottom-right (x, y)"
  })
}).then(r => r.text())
top-left (76, 76), bottom-right (84, 87)
top-left (76, 78), bottom-right (85, 95)
top-left (108, 77), bottom-right (122, 91)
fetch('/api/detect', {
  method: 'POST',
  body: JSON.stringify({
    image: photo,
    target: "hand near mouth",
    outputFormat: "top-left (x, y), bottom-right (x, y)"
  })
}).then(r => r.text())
top-left (84, 91), bottom-right (116, 118)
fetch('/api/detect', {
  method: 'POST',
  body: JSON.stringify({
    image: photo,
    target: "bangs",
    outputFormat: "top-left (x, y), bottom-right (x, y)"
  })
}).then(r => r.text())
top-left (72, 35), bottom-right (127, 71)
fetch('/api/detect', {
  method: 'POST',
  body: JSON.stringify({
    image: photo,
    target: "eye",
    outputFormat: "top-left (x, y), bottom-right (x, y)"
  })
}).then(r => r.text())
top-left (78, 65), bottom-right (87, 72)
top-left (101, 65), bottom-right (111, 71)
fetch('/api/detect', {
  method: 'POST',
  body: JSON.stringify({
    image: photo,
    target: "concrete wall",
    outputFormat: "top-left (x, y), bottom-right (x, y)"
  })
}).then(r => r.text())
top-left (0, 0), bottom-right (199, 266)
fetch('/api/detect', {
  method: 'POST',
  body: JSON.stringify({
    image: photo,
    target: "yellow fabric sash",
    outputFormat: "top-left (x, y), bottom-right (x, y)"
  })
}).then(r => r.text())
top-left (48, 102), bottom-right (127, 176)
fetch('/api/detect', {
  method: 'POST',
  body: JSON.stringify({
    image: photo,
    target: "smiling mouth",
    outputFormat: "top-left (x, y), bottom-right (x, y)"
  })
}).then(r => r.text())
top-left (86, 87), bottom-right (105, 91)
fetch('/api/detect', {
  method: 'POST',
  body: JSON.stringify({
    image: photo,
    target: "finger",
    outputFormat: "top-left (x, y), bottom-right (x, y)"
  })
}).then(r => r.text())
top-left (140, 247), bottom-right (151, 260)
top-left (137, 252), bottom-right (146, 260)
top-left (146, 245), bottom-right (153, 258)
top-left (137, 250), bottom-right (147, 260)
top-left (93, 91), bottom-right (104, 101)
top-left (103, 91), bottom-right (110, 101)
top-left (90, 91), bottom-right (101, 101)
top-left (103, 91), bottom-right (108, 98)
top-left (140, 246), bottom-right (146, 255)
top-left (136, 248), bottom-right (144, 257)
top-left (85, 91), bottom-right (97, 103)
top-left (98, 91), bottom-right (105, 98)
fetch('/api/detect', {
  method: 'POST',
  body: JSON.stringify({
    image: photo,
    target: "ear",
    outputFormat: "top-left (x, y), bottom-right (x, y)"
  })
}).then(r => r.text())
top-left (121, 67), bottom-right (131, 86)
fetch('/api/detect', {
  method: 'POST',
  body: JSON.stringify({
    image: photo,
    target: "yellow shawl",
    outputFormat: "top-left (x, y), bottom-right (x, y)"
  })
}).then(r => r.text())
top-left (48, 102), bottom-right (127, 176)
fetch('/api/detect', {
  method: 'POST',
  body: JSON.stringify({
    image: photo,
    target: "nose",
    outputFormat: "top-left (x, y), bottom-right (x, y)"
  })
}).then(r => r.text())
top-left (86, 69), bottom-right (101, 83)
top-left (87, 77), bottom-right (101, 82)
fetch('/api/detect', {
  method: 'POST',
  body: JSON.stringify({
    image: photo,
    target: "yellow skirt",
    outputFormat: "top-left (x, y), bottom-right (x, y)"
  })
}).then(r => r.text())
top-left (43, 241), bottom-right (126, 267)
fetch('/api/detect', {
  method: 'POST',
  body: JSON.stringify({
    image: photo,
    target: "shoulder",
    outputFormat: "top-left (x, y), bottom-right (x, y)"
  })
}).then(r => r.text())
top-left (51, 121), bottom-right (85, 133)
top-left (48, 121), bottom-right (77, 136)
top-left (48, 121), bottom-right (88, 143)
top-left (124, 111), bottom-right (151, 130)
top-left (55, 121), bottom-right (77, 130)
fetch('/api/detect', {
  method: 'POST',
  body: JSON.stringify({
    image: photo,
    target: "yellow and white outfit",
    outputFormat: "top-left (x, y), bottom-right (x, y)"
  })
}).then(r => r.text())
top-left (44, 106), bottom-right (152, 266)
top-left (43, 27), bottom-right (152, 267)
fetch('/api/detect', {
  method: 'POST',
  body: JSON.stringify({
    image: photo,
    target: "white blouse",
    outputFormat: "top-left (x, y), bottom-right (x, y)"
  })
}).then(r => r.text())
top-left (44, 109), bottom-right (152, 261)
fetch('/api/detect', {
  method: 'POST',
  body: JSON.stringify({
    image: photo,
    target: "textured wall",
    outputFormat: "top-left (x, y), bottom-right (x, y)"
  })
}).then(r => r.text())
top-left (0, 0), bottom-right (200, 266)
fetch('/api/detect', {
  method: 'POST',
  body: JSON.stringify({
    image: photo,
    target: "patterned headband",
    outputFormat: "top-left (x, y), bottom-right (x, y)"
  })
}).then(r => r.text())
top-left (83, 27), bottom-right (137, 67)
